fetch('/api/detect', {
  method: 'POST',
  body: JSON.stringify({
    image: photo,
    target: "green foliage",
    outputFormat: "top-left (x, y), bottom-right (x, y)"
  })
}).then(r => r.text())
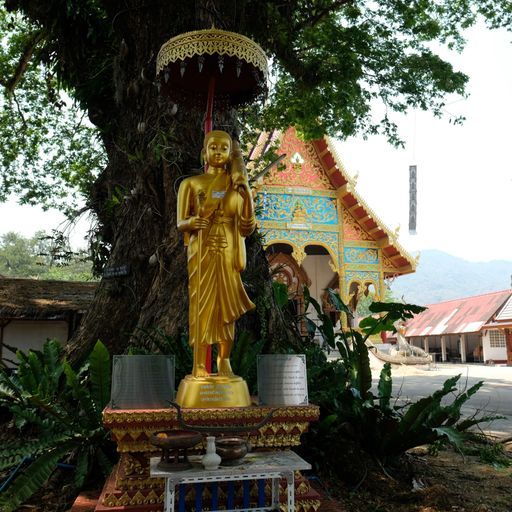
top-left (0, 10), bottom-right (106, 215)
top-left (356, 287), bottom-right (396, 318)
top-left (129, 327), bottom-right (264, 393)
top-left (455, 435), bottom-right (512, 469)
top-left (476, 443), bottom-right (512, 469)
top-left (128, 328), bottom-right (193, 383)
top-left (246, 1), bottom-right (512, 142)
top-left (303, 287), bottom-right (341, 350)
top-left (230, 331), bottom-right (265, 394)
top-left (0, 340), bottom-right (115, 511)
top-left (272, 280), bottom-right (289, 309)
top-left (0, 231), bottom-right (94, 280)
top-left (302, 288), bottom-right (498, 469)
top-left (0, 1), bottom-right (510, 215)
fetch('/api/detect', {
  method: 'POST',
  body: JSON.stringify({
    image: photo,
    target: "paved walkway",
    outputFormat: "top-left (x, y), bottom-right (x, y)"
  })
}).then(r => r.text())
top-left (371, 360), bottom-right (512, 437)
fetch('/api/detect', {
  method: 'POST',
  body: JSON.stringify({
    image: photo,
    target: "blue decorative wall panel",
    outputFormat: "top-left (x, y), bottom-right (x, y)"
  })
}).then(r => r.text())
top-left (344, 270), bottom-right (380, 285)
top-left (343, 247), bottom-right (379, 265)
top-left (257, 193), bottom-right (338, 225)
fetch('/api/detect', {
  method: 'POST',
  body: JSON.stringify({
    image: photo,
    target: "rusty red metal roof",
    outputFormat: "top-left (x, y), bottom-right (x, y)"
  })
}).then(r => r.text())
top-left (405, 289), bottom-right (512, 337)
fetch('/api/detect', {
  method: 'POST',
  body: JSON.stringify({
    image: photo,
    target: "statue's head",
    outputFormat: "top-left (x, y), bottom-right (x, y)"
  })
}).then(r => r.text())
top-left (202, 130), bottom-right (232, 168)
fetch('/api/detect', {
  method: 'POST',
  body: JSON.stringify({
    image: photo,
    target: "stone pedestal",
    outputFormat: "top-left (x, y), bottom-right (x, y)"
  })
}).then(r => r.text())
top-left (97, 405), bottom-right (320, 511)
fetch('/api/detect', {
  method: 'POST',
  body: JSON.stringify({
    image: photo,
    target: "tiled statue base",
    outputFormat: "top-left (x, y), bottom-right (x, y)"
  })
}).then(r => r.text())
top-left (97, 405), bottom-right (320, 511)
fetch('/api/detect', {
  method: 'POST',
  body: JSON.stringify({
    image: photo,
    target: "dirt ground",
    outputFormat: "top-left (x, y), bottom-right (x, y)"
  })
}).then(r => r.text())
top-left (2, 412), bottom-right (510, 512)
top-left (324, 443), bottom-right (512, 512)
top-left (5, 443), bottom-right (511, 511)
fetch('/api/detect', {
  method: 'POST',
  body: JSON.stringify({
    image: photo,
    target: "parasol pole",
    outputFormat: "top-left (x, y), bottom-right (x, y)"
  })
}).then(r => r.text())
top-left (204, 76), bottom-right (216, 135)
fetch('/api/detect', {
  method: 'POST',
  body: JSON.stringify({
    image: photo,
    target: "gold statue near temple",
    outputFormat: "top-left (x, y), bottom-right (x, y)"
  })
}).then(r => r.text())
top-left (175, 130), bottom-right (255, 407)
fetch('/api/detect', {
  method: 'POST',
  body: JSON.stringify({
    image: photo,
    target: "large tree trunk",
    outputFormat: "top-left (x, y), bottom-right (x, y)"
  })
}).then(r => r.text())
top-left (61, 1), bottom-right (301, 363)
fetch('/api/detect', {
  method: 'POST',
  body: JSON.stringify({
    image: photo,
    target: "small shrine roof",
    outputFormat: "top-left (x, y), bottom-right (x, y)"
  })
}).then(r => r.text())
top-left (0, 277), bottom-right (97, 320)
top-left (405, 289), bottom-right (512, 337)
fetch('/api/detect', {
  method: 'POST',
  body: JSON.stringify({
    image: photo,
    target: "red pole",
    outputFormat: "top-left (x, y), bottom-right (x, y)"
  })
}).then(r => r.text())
top-left (204, 76), bottom-right (215, 373)
top-left (204, 76), bottom-right (216, 135)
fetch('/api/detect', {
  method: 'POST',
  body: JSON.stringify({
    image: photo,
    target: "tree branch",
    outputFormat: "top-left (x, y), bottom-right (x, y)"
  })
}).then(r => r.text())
top-left (11, 92), bottom-right (28, 131)
top-left (5, 30), bottom-right (44, 94)
top-left (296, 0), bottom-right (355, 30)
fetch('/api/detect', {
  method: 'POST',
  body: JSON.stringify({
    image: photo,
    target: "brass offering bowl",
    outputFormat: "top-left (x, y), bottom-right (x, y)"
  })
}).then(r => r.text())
top-left (150, 429), bottom-right (202, 471)
top-left (216, 437), bottom-right (250, 466)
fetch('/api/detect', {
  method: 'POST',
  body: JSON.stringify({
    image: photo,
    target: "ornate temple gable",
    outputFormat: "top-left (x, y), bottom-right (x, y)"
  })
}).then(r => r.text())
top-left (253, 127), bottom-right (416, 280)
top-left (382, 253), bottom-right (399, 271)
top-left (322, 138), bottom-right (416, 276)
top-left (263, 127), bottom-right (335, 191)
top-left (342, 209), bottom-right (375, 242)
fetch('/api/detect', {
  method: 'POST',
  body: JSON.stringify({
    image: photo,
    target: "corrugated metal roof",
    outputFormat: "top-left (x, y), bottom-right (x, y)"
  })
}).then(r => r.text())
top-left (405, 289), bottom-right (512, 337)
top-left (496, 294), bottom-right (512, 321)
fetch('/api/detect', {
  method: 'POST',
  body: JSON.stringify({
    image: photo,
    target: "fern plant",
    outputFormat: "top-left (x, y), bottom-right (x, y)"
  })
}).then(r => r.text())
top-left (302, 288), bottom-right (500, 467)
top-left (0, 339), bottom-right (114, 511)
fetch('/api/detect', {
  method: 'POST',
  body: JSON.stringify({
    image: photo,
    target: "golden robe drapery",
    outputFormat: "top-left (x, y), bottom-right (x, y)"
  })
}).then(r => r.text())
top-left (178, 175), bottom-right (256, 347)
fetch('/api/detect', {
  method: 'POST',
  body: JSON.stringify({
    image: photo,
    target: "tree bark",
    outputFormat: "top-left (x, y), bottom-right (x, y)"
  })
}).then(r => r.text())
top-left (63, 2), bottom-right (202, 362)
top-left (55, 1), bottom-right (301, 363)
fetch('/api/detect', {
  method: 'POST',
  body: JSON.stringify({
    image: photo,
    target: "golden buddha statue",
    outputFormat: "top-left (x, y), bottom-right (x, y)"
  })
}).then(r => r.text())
top-left (175, 130), bottom-right (256, 408)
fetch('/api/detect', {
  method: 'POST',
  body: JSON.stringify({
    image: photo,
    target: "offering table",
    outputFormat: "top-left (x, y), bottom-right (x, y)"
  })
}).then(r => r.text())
top-left (150, 450), bottom-right (311, 512)
top-left (96, 405), bottom-right (320, 512)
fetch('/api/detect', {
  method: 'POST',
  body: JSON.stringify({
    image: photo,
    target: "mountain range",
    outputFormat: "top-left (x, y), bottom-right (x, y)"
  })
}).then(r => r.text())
top-left (390, 249), bottom-right (512, 306)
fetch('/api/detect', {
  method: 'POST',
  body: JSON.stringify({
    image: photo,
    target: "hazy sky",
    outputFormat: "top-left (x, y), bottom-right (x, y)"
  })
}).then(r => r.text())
top-left (337, 24), bottom-right (512, 263)
top-left (1, 24), bottom-right (511, 262)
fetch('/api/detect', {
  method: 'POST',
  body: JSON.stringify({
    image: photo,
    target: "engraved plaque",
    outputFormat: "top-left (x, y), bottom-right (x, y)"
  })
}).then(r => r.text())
top-left (110, 355), bottom-right (175, 409)
top-left (257, 354), bottom-right (308, 406)
top-left (197, 382), bottom-right (235, 405)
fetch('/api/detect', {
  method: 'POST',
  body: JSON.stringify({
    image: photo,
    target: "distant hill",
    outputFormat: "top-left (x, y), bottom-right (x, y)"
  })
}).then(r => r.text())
top-left (390, 249), bottom-right (512, 306)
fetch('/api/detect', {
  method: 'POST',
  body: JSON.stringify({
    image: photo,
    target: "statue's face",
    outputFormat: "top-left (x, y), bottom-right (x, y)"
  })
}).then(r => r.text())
top-left (205, 135), bottom-right (231, 167)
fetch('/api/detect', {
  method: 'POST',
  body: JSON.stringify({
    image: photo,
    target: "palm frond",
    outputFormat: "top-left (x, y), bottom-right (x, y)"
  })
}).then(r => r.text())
top-left (0, 442), bottom-right (73, 512)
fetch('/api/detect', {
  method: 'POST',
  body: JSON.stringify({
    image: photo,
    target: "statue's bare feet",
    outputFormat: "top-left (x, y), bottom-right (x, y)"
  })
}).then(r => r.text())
top-left (193, 364), bottom-right (209, 378)
top-left (218, 358), bottom-right (234, 377)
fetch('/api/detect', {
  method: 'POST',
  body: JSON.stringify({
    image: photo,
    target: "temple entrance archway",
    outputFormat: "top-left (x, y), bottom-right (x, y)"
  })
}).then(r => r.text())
top-left (266, 243), bottom-right (339, 335)
top-left (266, 244), bottom-right (310, 321)
top-left (300, 244), bottom-right (338, 329)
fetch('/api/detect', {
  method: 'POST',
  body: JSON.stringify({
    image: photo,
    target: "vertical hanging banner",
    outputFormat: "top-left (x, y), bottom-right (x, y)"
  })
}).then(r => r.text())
top-left (409, 165), bottom-right (417, 235)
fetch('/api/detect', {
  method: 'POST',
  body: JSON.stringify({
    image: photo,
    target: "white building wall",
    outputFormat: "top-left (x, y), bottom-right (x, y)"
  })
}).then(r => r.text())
top-left (482, 330), bottom-right (507, 362)
top-left (2, 320), bottom-right (68, 367)
top-left (301, 254), bottom-right (337, 319)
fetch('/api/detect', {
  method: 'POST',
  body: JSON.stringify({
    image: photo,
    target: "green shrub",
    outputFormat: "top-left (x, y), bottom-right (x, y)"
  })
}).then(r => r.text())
top-left (0, 339), bottom-right (115, 511)
top-left (302, 289), bottom-right (500, 471)
top-left (129, 325), bottom-right (265, 394)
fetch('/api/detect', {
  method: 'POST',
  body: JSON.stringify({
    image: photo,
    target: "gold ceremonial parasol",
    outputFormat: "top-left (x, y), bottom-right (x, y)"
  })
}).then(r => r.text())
top-left (156, 28), bottom-right (268, 112)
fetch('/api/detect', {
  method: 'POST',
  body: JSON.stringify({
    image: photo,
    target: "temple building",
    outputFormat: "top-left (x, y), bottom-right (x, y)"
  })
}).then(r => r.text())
top-left (0, 277), bottom-right (96, 366)
top-left (405, 290), bottom-right (512, 365)
top-left (251, 127), bottom-right (416, 323)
